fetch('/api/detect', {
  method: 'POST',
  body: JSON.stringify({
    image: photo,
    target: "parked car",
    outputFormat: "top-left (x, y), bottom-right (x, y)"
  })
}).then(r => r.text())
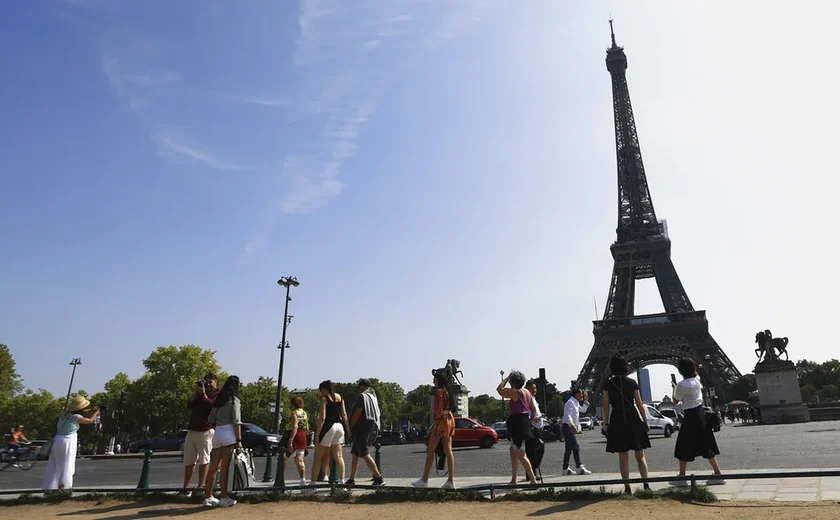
top-left (579, 417), bottom-right (594, 430)
top-left (240, 423), bottom-right (281, 456)
top-left (453, 417), bottom-right (498, 448)
top-left (375, 431), bottom-right (406, 446)
top-left (129, 430), bottom-right (188, 453)
top-left (659, 408), bottom-right (681, 430)
top-left (601, 405), bottom-right (675, 438)
top-left (491, 421), bottom-right (508, 440)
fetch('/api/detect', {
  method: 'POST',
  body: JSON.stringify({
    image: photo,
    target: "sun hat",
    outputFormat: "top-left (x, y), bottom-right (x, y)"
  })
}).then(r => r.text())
top-left (67, 395), bottom-right (91, 413)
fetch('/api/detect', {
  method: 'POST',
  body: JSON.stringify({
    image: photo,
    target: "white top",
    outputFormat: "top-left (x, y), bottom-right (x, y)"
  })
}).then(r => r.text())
top-left (532, 399), bottom-right (545, 429)
top-left (674, 376), bottom-right (703, 409)
top-left (562, 396), bottom-right (589, 431)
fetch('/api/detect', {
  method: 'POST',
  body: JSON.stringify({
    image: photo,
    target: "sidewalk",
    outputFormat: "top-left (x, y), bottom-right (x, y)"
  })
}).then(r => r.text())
top-left (2, 469), bottom-right (838, 502)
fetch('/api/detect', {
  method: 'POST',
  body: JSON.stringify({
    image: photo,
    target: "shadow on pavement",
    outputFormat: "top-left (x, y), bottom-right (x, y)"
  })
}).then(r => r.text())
top-left (527, 501), bottom-right (591, 516)
top-left (60, 504), bottom-right (203, 519)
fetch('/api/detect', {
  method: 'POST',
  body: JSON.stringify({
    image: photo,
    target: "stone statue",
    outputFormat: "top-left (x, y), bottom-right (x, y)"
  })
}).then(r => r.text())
top-left (755, 329), bottom-right (790, 363)
top-left (431, 359), bottom-right (465, 388)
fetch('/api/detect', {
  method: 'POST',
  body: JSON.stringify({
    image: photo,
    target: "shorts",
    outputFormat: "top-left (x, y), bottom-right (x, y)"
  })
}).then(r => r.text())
top-left (184, 430), bottom-right (214, 466)
top-left (319, 423), bottom-right (345, 447)
top-left (351, 421), bottom-right (374, 457)
top-left (282, 430), bottom-right (308, 458)
top-left (212, 424), bottom-right (237, 449)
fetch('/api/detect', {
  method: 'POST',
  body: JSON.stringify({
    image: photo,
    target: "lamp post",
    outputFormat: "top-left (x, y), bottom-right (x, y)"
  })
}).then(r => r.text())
top-left (499, 370), bottom-right (505, 420)
top-left (271, 276), bottom-right (299, 486)
top-left (64, 358), bottom-right (82, 411)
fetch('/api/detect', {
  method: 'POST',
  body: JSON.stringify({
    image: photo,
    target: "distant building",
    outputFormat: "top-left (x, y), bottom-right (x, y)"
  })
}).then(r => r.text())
top-left (639, 368), bottom-right (652, 402)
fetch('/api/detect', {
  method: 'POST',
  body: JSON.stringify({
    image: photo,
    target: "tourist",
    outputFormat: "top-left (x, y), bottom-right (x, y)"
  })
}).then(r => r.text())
top-left (528, 382), bottom-right (546, 432)
top-left (498, 371), bottom-right (538, 485)
top-left (602, 355), bottom-right (651, 494)
top-left (183, 373), bottom-right (219, 495)
top-left (412, 371), bottom-right (456, 489)
top-left (42, 395), bottom-right (100, 490)
top-left (204, 375), bottom-right (242, 507)
top-left (282, 396), bottom-right (309, 488)
top-left (561, 388), bottom-right (592, 475)
top-left (347, 378), bottom-right (386, 487)
top-left (311, 380), bottom-right (351, 486)
top-left (670, 358), bottom-right (725, 486)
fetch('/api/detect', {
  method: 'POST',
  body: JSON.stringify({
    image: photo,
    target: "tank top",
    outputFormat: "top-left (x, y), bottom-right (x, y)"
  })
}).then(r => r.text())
top-left (322, 397), bottom-right (341, 430)
top-left (509, 389), bottom-right (531, 416)
top-left (287, 409), bottom-right (309, 432)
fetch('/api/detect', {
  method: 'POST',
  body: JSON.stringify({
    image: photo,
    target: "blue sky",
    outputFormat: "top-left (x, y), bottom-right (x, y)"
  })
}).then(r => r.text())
top-left (0, 1), bottom-right (824, 405)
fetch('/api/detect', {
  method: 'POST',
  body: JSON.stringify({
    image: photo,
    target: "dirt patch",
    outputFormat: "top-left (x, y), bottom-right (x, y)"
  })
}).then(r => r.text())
top-left (1, 500), bottom-right (839, 519)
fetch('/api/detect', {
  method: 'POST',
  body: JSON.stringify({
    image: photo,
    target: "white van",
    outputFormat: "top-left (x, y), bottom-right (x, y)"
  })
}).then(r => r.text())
top-left (645, 405), bottom-right (675, 437)
top-left (601, 405), bottom-right (676, 438)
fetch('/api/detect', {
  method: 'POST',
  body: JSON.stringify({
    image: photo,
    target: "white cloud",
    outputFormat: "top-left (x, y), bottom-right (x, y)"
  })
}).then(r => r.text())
top-left (239, 0), bottom-right (492, 260)
top-left (153, 133), bottom-right (246, 171)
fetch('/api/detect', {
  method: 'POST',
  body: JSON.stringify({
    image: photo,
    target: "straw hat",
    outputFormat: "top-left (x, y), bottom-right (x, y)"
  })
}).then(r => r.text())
top-left (67, 395), bottom-right (91, 413)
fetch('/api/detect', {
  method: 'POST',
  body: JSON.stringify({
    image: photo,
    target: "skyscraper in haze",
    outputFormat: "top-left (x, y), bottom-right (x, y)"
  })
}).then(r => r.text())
top-left (639, 368), bottom-right (652, 402)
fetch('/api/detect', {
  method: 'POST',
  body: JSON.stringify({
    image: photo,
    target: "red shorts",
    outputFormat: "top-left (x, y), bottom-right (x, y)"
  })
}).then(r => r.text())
top-left (286, 429), bottom-right (308, 456)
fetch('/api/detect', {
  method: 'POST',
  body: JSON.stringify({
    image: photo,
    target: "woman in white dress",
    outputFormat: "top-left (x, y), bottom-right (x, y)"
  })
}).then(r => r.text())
top-left (42, 395), bottom-right (100, 490)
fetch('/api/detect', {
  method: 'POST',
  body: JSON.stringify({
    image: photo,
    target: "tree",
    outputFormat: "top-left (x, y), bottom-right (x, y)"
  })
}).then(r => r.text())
top-left (526, 377), bottom-right (559, 405)
top-left (801, 385), bottom-right (818, 403)
top-left (725, 375), bottom-right (757, 402)
top-left (0, 389), bottom-right (63, 439)
top-left (468, 394), bottom-right (504, 425)
top-left (401, 384), bottom-right (433, 426)
top-left (136, 345), bottom-right (223, 434)
top-left (0, 344), bottom-right (23, 401)
top-left (818, 384), bottom-right (839, 403)
top-left (240, 377), bottom-right (288, 432)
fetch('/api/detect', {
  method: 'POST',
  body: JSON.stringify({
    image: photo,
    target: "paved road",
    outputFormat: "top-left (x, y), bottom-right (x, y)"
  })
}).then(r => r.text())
top-left (2, 421), bottom-right (839, 490)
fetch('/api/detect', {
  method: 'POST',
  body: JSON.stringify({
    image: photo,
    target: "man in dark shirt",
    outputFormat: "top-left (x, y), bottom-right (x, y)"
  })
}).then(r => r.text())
top-left (347, 379), bottom-right (385, 487)
top-left (183, 373), bottom-right (219, 494)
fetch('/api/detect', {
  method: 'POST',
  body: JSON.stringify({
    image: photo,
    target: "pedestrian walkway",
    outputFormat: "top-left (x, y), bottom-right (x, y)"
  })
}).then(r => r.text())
top-left (2, 468), bottom-right (838, 502)
top-left (262, 467), bottom-right (840, 501)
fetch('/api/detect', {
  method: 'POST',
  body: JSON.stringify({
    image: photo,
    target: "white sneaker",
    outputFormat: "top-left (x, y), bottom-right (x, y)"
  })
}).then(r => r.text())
top-left (706, 477), bottom-right (727, 486)
top-left (577, 466), bottom-right (592, 475)
top-left (411, 479), bottom-right (428, 488)
top-left (338, 479), bottom-right (345, 485)
top-left (218, 496), bottom-right (236, 507)
top-left (441, 481), bottom-right (456, 490)
top-left (668, 478), bottom-right (690, 487)
top-left (299, 478), bottom-right (307, 487)
top-left (563, 468), bottom-right (574, 476)
top-left (202, 497), bottom-right (219, 507)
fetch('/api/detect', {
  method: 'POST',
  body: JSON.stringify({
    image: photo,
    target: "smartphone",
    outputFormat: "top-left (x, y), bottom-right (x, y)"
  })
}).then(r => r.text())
top-left (670, 374), bottom-right (677, 385)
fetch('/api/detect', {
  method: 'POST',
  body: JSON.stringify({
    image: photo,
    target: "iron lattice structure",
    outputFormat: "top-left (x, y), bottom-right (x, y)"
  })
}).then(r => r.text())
top-left (575, 24), bottom-right (741, 400)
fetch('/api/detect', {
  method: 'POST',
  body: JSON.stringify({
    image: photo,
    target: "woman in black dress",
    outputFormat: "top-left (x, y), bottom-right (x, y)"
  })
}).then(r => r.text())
top-left (671, 358), bottom-right (725, 486)
top-left (602, 355), bottom-right (651, 494)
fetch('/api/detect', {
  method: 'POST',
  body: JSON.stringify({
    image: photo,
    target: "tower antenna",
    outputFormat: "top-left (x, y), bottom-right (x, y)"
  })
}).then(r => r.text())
top-left (608, 17), bottom-right (616, 47)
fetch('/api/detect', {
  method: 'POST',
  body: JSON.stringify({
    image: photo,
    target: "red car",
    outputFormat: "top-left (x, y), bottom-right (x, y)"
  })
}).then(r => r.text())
top-left (452, 417), bottom-right (498, 448)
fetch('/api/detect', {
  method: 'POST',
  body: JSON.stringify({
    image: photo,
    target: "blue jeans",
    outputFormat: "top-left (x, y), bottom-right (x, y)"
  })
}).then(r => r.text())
top-left (562, 424), bottom-right (582, 469)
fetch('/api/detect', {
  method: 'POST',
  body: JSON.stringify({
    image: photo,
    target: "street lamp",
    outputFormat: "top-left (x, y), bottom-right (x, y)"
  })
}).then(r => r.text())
top-left (64, 358), bottom-right (82, 411)
top-left (500, 370), bottom-right (505, 420)
top-left (271, 276), bottom-right (299, 486)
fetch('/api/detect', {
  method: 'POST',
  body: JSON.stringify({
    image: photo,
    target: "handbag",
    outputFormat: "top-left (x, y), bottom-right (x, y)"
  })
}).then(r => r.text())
top-left (231, 448), bottom-right (255, 490)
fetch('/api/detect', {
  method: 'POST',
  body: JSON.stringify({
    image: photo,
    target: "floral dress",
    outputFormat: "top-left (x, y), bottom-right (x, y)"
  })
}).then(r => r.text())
top-left (431, 388), bottom-right (455, 438)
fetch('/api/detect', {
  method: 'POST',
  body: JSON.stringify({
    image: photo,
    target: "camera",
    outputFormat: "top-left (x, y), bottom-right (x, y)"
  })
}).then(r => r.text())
top-left (196, 380), bottom-right (205, 390)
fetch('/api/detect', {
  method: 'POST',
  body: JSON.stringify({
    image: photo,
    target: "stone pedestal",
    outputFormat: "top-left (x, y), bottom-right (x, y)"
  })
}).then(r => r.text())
top-left (429, 385), bottom-right (470, 423)
top-left (754, 360), bottom-right (810, 424)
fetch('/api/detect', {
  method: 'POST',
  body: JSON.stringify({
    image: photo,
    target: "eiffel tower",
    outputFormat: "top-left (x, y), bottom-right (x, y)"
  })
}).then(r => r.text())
top-left (575, 22), bottom-right (742, 401)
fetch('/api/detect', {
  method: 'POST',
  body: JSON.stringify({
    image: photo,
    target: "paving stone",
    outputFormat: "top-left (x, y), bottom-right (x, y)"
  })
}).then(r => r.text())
top-left (779, 486), bottom-right (819, 493)
top-left (742, 484), bottom-right (778, 492)
top-left (737, 491), bottom-right (776, 500)
top-left (774, 493), bottom-right (818, 502)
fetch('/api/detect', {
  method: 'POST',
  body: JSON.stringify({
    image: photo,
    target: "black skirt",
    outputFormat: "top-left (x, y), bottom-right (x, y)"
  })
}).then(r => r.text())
top-left (506, 413), bottom-right (532, 451)
top-left (606, 408), bottom-right (651, 453)
top-left (674, 405), bottom-right (720, 462)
